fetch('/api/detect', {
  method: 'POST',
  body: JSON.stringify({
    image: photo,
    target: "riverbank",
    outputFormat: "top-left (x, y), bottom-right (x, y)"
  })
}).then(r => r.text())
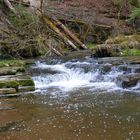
top-left (0, 60), bottom-right (35, 97)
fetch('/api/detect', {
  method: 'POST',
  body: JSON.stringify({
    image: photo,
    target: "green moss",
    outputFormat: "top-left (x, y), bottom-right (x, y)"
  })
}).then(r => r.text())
top-left (16, 67), bottom-right (26, 72)
top-left (18, 79), bottom-right (35, 86)
top-left (86, 43), bottom-right (96, 49)
top-left (121, 49), bottom-right (140, 56)
top-left (0, 60), bottom-right (25, 68)
top-left (0, 81), bottom-right (19, 91)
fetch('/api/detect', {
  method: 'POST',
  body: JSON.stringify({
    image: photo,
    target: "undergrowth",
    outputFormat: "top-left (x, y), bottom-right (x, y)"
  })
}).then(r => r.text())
top-left (121, 49), bottom-right (140, 56)
top-left (0, 4), bottom-right (47, 58)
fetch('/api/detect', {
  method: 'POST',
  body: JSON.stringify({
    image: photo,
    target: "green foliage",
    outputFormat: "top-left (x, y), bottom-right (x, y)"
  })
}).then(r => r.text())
top-left (121, 49), bottom-right (140, 56)
top-left (0, 4), bottom-right (47, 58)
top-left (86, 43), bottom-right (96, 49)
top-left (128, 7), bottom-right (140, 21)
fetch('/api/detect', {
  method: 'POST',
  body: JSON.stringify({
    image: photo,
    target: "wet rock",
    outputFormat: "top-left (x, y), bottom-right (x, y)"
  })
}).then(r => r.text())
top-left (0, 81), bottom-right (19, 91)
top-left (118, 64), bottom-right (140, 73)
top-left (97, 57), bottom-right (125, 65)
top-left (0, 75), bottom-right (35, 93)
top-left (116, 73), bottom-right (140, 88)
top-left (128, 57), bottom-right (140, 64)
top-left (29, 67), bottom-right (61, 76)
top-left (0, 94), bottom-right (20, 98)
top-left (100, 64), bottom-right (112, 74)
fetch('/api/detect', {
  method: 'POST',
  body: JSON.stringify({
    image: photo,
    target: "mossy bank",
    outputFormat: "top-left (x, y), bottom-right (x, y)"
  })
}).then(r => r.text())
top-left (0, 60), bottom-right (35, 95)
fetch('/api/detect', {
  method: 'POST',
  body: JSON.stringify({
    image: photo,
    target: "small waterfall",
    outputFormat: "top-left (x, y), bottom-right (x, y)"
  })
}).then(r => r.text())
top-left (31, 58), bottom-right (140, 94)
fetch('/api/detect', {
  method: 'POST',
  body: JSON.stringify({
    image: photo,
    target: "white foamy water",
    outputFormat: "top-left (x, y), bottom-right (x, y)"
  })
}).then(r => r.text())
top-left (32, 61), bottom-right (122, 93)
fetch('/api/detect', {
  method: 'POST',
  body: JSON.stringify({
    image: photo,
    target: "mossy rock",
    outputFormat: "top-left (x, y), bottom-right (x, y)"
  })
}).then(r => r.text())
top-left (0, 67), bottom-right (25, 76)
top-left (18, 86), bottom-right (35, 92)
top-left (0, 81), bottom-right (19, 91)
top-left (17, 78), bottom-right (35, 86)
top-left (0, 60), bottom-right (26, 68)
top-left (16, 67), bottom-right (26, 72)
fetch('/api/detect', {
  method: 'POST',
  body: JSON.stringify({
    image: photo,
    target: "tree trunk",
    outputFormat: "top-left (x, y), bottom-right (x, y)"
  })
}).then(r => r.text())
top-left (52, 17), bottom-right (87, 49)
top-left (41, 15), bottom-right (79, 50)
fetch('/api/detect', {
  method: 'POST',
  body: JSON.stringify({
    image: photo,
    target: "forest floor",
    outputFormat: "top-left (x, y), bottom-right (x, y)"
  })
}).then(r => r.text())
top-left (46, 0), bottom-right (134, 35)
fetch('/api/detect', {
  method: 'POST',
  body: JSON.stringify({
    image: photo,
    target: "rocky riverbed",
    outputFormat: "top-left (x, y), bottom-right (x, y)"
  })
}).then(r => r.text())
top-left (0, 60), bottom-right (35, 98)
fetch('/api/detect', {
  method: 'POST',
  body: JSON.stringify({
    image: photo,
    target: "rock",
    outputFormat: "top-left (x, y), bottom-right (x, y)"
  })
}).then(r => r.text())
top-left (17, 78), bottom-right (35, 86)
top-left (0, 68), bottom-right (17, 76)
top-left (0, 94), bottom-right (20, 98)
top-left (0, 88), bottom-right (16, 94)
top-left (29, 67), bottom-right (61, 76)
top-left (116, 73), bottom-right (140, 88)
top-left (93, 34), bottom-right (140, 57)
top-left (118, 65), bottom-right (140, 73)
top-left (0, 81), bottom-right (19, 91)
top-left (100, 64), bottom-right (112, 74)
top-left (0, 75), bottom-right (35, 93)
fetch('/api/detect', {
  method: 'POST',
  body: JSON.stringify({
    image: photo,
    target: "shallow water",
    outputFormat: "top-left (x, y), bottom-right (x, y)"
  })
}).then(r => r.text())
top-left (0, 56), bottom-right (140, 140)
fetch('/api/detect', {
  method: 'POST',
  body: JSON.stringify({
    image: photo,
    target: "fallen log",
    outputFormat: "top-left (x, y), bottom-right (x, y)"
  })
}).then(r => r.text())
top-left (52, 17), bottom-right (87, 49)
top-left (41, 15), bottom-right (79, 50)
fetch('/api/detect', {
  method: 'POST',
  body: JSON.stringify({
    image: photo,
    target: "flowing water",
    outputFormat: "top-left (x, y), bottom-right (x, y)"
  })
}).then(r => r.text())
top-left (0, 56), bottom-right (140, 140)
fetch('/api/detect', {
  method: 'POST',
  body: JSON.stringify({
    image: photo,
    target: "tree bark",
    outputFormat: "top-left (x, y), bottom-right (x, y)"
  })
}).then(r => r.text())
top-left (52, 17), bottom-right (87, 49)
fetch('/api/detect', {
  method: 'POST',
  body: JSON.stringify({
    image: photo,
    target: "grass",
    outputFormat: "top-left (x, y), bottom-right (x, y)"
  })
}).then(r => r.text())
top-left (121, 49), bottom-right (140, 56)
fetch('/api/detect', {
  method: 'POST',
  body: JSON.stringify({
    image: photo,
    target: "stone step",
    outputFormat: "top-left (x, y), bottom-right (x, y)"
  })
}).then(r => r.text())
top-left (0, 67), bottom-right (25, 76)
top-left (18, 86), bottom-right (35, 92)
top-left (0, 88), bottom-right (17, 94)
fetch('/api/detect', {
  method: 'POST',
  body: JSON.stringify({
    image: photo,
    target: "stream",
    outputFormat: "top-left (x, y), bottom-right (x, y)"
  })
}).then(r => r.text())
top-left (0, 55), bottom-right (140, 140)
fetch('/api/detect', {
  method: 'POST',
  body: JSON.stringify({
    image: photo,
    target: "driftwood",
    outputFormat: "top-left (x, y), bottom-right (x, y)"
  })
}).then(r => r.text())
top-left (52, 17), bottom-right (87, 49)
top-left (41, 15), bottom-right (79, 50)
